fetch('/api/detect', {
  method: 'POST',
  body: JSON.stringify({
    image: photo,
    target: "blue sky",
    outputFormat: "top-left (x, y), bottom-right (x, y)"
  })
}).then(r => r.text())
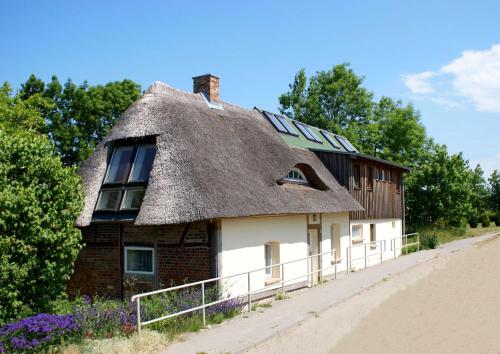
top-left (1, 0), bottom-right (499, 176)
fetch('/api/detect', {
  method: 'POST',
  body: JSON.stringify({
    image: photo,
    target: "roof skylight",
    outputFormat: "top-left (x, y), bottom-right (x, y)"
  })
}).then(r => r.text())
top-left (263, 111), bottom-right (288, 133)
top-left (336, 135), bottom-right (358, 152)
top-left (293, 121), bottom-right (323, 143)
top-left (275, 115), bottom-right (298, 136)
top-left (320, 131), bottom-right (341, 149)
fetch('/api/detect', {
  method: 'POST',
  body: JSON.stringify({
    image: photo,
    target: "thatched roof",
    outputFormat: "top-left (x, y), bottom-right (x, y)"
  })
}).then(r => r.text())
top-left (76, 81), bottom-right (362, 226)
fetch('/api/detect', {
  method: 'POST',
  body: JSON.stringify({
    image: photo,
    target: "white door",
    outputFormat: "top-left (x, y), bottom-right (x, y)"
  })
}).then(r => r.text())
top-left (308, 228), bottom-right (320, 286)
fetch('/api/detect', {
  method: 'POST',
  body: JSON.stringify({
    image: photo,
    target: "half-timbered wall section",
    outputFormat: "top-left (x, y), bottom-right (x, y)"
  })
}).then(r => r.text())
top-left (314, 151), bottom-right (405, 220)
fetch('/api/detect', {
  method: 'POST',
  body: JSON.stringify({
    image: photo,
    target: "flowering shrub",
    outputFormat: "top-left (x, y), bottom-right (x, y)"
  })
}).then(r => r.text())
top-left (0, 288), bottom-right (243, 352)
top-left (72, 295), bottom-right (137, 339)
top-left (0, 314), bottom-right (80, 353)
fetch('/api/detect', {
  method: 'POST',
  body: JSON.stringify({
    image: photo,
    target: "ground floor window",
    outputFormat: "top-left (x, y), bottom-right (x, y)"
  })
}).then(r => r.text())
top-left (264, 242), bottom-right (280, 280)
top-left (331, 224), bottom-right (341, 263)
top-left (352, 224), bottom-right (363, 244)
top-left (124, 246), bottom-right (155, 275)
top-left (370, 224), bottom-right (377, 249)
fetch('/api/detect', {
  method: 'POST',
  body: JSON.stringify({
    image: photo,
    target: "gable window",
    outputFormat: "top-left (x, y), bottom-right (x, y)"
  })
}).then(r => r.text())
top-left (396, 175), bottom-right (401, 194)
top-left (124, 246), bottom-right (154, 275)
top-left (367, 167), bottom-right (373, 190)
top-left (96, 141), bottom-right (156, 212)
top-left (353, 164), bottom-right (361, 189)
top-left (283, 168), bottom-right (308, 184)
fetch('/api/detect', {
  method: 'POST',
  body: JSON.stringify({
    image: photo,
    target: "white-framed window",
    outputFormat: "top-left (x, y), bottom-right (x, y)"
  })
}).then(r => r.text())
top-left (124, 246), bottom-right (155, 275)
top-left (283, 168), bottom-right (308, 184)
top-left (351, 224), bottom-right (363, 244)
top-left (265, 243), bottom-right (272, 275)
top-left (264, 241), bottom-right (280, 278)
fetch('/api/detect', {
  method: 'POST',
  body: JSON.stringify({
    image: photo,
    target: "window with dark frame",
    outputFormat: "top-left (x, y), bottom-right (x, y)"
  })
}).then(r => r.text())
top-left (370, 224), bottom-right (377, 249)
top-left (95, 141), bottom-right (156, 212)
top-left (353, 164), bottom-right (361, 188)
top-left (367, 167), bottom-right (373, 190)
top-left (396, 174), bottom-right (401, 193)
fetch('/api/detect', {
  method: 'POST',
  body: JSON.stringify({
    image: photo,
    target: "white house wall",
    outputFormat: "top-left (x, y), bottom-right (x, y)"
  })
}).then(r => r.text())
top-left (218, 215), bottom-right (403, 297)
top-left (220, 215), bottom-right (307, 297)
top-left (349, 219), bottom-right (402, 270)
top-left (220, 213), bottom-right (351, 296)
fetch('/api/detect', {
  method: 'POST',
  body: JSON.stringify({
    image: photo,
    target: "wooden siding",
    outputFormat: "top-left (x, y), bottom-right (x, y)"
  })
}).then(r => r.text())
top-left (314, 151), bottom-right (405, 220)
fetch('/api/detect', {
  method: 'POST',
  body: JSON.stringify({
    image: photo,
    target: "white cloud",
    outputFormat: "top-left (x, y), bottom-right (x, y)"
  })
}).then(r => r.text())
top-left (402, 44), bottom-right (500, 112)
top-left (402, 71), bottom-right (436, 94)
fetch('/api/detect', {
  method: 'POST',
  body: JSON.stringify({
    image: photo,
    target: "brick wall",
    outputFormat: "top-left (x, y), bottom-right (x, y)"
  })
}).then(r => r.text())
top-left (68, 221), bottom-right (211, 299)
top-left (67, 224), bottom-right (121, 298)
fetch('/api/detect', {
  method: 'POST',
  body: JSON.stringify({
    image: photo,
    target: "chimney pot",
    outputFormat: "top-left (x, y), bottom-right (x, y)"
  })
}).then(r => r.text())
top-left (192, 74), bottom-right (220, 102)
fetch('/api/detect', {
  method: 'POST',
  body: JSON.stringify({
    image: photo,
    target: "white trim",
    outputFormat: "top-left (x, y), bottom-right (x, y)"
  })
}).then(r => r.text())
top-left (124, 246), bottom-right (155, 275)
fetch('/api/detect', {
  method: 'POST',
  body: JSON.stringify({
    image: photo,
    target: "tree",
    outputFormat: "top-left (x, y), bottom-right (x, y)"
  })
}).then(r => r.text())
top-left (405, 140), bottom-right (473, 227)
top-left (279, 64), bottom-right (374, 148)
top-left (278, 66), bottom-right (426, 165)
top-left (366, 97), bottom-right (426, 167)
top-left (489, 170), bottom-right (500, 211)
top-left (18, 75), bottom-right (141, 165)
top-left (0, 86), bottom-right (83, 324)
top-left (469, 165), bottom-right (489, 218)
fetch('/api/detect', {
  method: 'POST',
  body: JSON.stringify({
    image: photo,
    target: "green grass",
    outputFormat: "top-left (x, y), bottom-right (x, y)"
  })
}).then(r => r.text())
top-left (406, 223), bottom-right (500, 253)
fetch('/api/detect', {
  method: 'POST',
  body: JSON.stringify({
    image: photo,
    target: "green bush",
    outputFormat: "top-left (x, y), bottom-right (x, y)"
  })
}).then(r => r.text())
top-left (468, 215), bottom-right (479, 228)
top-left (0, 129), bottom-right (83, 324)
top-left (481, 213), bottom-right (491, 227)
top-left (419, 233), bottom-right (439, 249)
top-left (489, 210), bottom-right (500, 226)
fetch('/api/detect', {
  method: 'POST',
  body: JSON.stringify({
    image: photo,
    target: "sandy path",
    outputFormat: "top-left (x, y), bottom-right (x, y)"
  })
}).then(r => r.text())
top-left (249, 236), bottom-right (500, 354)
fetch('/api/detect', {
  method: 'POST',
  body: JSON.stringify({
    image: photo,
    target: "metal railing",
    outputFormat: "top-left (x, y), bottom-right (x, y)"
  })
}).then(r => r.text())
top-left (131, 233), bottom-right (418, 334)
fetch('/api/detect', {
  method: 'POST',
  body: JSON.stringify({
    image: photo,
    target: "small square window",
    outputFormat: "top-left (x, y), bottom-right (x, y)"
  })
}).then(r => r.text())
top-left (121, 188), bottom-right (146, 210)
top-left (96, 189), bottom-right (122, 211)
top-left (125, 247), bottom-right (154, 274)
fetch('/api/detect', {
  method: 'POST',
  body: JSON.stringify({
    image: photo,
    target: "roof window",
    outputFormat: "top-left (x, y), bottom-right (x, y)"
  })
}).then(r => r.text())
top-left (95, 141), bottom-right (156, 212)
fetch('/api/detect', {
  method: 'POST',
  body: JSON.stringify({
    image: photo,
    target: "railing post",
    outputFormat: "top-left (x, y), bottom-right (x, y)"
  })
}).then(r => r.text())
top-left (247, 272), bottom-right (251, 311)
top-left (136, 297), bottom-right (141, 335)
top-left (201, 283), bottom-right (206, 327)
top-left (394, 239), bottom-right (397, 258)
top-left (334, 249), bottom-right (337, 280)
top-left (307, 253), bottom-right (310, 286)
top-left (281, 263), bottom-right (285, 295)
top-left (364, 243), bottom-right (367, 269)
top-left (380, 240), bottom-right (383, 264)
top-left (417, 233), bottom-right (420, 252)
top-left (346, 247), bottom-right (350, 275)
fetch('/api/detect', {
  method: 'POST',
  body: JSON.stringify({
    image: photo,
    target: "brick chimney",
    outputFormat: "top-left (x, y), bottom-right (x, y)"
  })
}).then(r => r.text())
top-left (192, 74), bottom-right (220, 102)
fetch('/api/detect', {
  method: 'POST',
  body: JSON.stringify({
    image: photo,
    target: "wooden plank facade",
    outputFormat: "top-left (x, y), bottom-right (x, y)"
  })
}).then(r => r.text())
top-left (314, 151), bottom-right (405, 220)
